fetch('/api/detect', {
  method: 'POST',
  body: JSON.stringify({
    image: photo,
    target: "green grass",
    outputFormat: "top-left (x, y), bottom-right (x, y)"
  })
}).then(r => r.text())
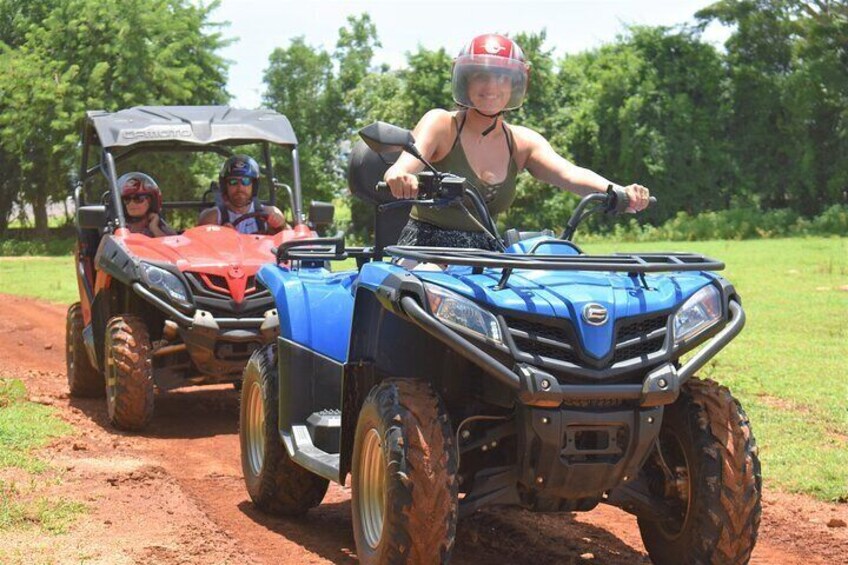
top-left (0, 257), bottom-right (78, 304)
top-left (0, 380), bottom-right (73, 473)
top-left (1, 237), bottom-right (846, 500)
top-left (0, 379), bottom-right (85, 534)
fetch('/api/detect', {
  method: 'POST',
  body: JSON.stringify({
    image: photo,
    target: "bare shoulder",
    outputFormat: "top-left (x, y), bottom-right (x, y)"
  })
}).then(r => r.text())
top-left (414, 109), bottom-right (457, 160)
top-left (506, 124), bottom-right (550, 168)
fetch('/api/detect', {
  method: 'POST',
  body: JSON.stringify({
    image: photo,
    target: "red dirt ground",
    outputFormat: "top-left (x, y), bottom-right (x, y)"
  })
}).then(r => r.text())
top-left (1, 294), bottom-right (846, 564)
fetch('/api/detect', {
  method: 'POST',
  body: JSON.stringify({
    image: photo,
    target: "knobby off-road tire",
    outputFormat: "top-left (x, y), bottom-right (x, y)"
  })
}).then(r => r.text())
top-left (638, 377), bottom-right (762, 565)
top-left (66, 302), bottom-right (104, 397)
top-left (352, 379), bottom-right (459, 565)
top-left (104, 315), bottom-right (155, 431)
top-left (239, 344), bottom-right (328, 515)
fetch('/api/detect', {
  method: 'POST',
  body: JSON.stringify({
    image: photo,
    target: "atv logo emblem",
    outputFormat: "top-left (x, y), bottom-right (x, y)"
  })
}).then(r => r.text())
top-left (582, 303), bottom-right (609, 326)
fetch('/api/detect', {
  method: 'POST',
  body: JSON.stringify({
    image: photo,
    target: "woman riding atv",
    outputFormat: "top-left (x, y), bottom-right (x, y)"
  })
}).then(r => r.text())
top-left (384, 33), bottom-right (651, 249)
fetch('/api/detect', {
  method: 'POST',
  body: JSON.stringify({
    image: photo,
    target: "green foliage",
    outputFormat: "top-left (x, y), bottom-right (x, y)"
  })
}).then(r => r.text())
top-left (575, 205), bottom-right (848, 243)
top-left (0, 0), bottom-right (229, 233)
top-left (0, 237), bottom-right (74, 256)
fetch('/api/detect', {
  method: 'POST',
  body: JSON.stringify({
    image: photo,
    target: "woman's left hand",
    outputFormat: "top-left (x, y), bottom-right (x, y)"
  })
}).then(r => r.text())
top-left (624, 184), bottom-right (651, 213)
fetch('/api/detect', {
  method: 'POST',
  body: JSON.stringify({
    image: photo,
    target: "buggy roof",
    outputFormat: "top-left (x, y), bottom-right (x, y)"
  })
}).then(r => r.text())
top-left (83, 105), bottom-right (298, 149)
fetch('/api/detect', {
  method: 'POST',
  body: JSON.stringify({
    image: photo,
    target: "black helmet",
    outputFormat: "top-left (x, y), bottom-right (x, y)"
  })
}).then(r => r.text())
top-left (219, 155), bottom-right (260, 197)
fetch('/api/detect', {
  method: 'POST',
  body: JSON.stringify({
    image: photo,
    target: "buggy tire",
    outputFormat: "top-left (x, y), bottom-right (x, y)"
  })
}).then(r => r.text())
top-left (351, 379), bottom-right (458, 565)
top-left (66, 303), bottom-right (104, 398)
top-left (638, 377), bottom-right (761, 565)
top-left (239, 344), bottom-right (328, 515)
top-left (104, 315), bottom-right (154, 431)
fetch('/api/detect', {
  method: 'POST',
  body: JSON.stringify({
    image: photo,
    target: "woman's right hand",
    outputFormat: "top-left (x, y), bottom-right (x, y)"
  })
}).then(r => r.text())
top-left (385, 168), bottom-right (419, 199)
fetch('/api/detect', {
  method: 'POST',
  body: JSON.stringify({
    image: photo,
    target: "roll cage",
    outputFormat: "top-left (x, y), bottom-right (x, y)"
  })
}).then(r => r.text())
top-left (75, 105), bottom-right (307, 231)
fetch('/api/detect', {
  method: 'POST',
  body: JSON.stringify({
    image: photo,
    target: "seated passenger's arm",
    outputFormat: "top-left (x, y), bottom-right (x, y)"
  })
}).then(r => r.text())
top-left (198, 207), bottom-right (219, 226)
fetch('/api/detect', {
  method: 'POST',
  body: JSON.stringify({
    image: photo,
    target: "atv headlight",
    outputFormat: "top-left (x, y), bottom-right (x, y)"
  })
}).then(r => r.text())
top-left (423, 283), bottom-right (502, 345)
top-left (674, 285), bottom-right (722, 345)
top-left (140, 263), bottom-right (192, 310)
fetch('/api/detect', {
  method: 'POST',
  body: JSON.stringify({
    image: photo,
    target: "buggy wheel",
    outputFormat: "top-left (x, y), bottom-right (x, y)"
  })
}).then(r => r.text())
top-left (66, 302), bottom-right (104, 397)
top-left (637, 378), bottom-right (761, 565)
top-left (104, 315), bottom-right (154, 431)
top-left (239, 344), bottom-right (328, 515)
top-left (351, 379), bottom-right (458, 565)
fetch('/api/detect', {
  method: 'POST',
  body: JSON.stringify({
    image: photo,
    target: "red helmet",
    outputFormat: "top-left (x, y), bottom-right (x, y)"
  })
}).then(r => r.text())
top-left (452, 34), bottom-right (529, 112)
top-left (117, 172), bottom-right (162, 213)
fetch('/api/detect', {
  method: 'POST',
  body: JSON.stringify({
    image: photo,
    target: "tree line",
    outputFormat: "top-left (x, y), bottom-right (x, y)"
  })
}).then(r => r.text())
top-left (1, 0), bottom-right (845, 237)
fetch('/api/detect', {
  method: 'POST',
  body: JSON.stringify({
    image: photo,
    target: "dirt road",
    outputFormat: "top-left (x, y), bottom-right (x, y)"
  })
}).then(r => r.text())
top-left (1, 294), bottom-right (845, 564)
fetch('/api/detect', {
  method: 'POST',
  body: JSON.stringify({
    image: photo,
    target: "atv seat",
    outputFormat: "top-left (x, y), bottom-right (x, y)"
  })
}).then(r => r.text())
top-left (347, 140), bottom-right (408, 256)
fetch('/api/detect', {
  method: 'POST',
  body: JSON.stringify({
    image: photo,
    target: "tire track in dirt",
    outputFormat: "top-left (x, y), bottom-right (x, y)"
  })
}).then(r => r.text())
top-left (1, 294), bottom-right (845, 564)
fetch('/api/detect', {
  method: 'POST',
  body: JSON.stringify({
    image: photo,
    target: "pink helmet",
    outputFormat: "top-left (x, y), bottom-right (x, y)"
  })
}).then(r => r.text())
top-left (452, 34), bottom-right (530, 111)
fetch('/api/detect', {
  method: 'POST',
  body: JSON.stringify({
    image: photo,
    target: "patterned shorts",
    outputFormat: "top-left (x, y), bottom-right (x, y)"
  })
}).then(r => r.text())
top-left (396, 218), bottom-right (497, 251)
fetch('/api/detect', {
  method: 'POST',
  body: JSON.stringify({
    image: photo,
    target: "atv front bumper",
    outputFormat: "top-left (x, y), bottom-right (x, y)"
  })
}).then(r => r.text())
top-left (133, 282), bottom-right (279, 376)
top-left (399, 295), bottom-right (746, 509)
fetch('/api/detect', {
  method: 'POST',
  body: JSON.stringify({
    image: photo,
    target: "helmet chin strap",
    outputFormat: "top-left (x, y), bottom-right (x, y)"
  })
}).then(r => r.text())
top-left (472, 109), bottom-right (503, 136)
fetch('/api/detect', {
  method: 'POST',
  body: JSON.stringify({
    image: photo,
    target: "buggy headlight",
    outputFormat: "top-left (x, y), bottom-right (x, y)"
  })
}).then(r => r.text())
top-left (140, 263), bottom-right (192, 310)
top-left (674, 285), bottom-right (722, 344)
top-left (423, 283), bottom-right (503, 345)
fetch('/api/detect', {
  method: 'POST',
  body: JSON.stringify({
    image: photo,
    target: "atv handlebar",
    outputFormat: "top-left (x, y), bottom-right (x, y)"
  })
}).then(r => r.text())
top-left (560, 185), bottom-right (657, 241)
top-left (375, 172), bottom-right (466, 204)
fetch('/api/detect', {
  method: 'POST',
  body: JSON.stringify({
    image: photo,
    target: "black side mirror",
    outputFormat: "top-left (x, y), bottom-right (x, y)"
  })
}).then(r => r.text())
top-left (358, 122), bottom-right (416, 154)
top-left (308, 200), bottom-right (335, 227)
top-left (77, 205), bottom-right (107, 230)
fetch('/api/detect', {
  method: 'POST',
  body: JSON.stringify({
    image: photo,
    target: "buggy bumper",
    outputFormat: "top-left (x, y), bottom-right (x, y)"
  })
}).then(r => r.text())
top-left (399, 296), bottom-right (745, 407)
top-left (133, 282), bottom-right (279, 376)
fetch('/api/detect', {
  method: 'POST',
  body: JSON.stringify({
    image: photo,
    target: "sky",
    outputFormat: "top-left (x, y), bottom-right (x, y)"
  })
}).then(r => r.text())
top-left (210, 0), bottom-right (731, 109)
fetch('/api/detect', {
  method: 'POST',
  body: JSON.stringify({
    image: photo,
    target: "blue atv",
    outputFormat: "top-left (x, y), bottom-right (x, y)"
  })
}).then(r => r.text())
top-left (238, 123), bottom-right (761, 564)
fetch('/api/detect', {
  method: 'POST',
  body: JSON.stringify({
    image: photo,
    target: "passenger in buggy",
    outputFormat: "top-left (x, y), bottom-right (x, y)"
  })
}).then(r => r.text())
top-left (198, 154), bottom-right (287, 235)
top-left (384, 33), bottom-right (651, 250)
top-left (118, 172), bottom-right (176, 237)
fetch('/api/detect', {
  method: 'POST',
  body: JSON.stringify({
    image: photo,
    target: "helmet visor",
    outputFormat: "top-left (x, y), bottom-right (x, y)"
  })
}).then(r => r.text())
top-left (452, 54), bottom-right (528, 111)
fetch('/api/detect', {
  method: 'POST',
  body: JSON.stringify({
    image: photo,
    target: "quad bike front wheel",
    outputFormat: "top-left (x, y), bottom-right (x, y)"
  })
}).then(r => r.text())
top-left (638, 377), bottom-right (762, 564)
top-left (66, 302), bottom-right (104, 397)
top-left (104, 315), bottom-right (154, 431)
top-left (351, 379), bottom-right (458, 565)
top-left (239, 344), bottom-right (328, 515)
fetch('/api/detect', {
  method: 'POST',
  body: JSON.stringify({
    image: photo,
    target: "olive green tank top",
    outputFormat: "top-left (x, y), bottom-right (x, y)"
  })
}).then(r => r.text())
top-left (410, 112), bottom-right (518, 232)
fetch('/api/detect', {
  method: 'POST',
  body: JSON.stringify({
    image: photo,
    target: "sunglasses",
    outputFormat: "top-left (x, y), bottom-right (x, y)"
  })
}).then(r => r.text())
top-left (227, 177), bottom-right (253, 187)
top-left (122, 194), bottom-right (150, 204)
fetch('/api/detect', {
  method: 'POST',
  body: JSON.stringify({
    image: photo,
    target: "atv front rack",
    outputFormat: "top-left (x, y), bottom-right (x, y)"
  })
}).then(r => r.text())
top-left (385, 245), bottom-right (724, 289)
top-left (385, 245), bottom-right (724, 273)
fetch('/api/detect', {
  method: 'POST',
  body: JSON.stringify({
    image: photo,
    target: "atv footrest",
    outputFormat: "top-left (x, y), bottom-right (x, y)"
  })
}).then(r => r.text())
top-left (282, 425), bottom-right (341, 483)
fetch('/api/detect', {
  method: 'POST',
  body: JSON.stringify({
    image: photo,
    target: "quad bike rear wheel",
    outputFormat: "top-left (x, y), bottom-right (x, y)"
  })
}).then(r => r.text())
top-left (638, 377), bottom-right (761, 564)
top-left (104, 315), bottom-right (155, 431)
top-left (66, 302), bottom-right (104, 397)
top-left (239, 344), bottom-right (328, 515)
top-left (351, 379), bottom-right (458, 565)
